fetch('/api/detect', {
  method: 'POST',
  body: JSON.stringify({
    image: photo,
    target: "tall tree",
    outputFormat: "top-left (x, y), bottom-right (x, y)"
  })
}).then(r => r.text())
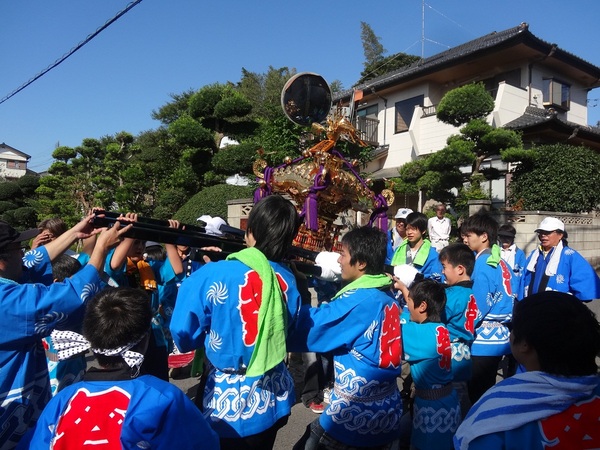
top-left (361, 22), bottom-right (386, 67)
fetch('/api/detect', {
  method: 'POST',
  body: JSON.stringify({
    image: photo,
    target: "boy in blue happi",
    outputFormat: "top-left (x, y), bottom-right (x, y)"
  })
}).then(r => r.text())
top-left (0, 215), bottom-right (130, 449)
top-left (293, 226), bottom-right (402, 450)
top-left (439, 243), bottom-right (478, 418)
top-left (170, 195), bottom-right (303, 450)
top-left (395, 278), bottom-right (461, 450)
top-left (389, 212), bottom-right (443, 282)
top-left (524, 217), bottom-right (600, 301)
top-left (20, 287), bottom-right (218, 450)
top-left (461, 212), bottom-right (514, 404)
top-left (454, 291), bottom-right (600, 450)
top-left (498, 224), bottom-right (527, 300)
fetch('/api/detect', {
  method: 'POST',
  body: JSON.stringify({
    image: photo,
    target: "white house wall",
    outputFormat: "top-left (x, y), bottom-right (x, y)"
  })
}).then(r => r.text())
top-left (492, 82), bottom-right (529, 127)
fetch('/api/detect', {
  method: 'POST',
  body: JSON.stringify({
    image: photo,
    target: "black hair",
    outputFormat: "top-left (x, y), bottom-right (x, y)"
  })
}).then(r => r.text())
top-left (511, 292), bottom-right (600, 376)
top-left (341, 226), bottom-right (387, 275)
top-left (406, 212), bottom-right (428, 234)
top-left (52, 254), bottom-right (82, 282)
top-left (38, 217), bottom-right (68, 237)
top-left (83, 287), bottom-right (152, 368)
top-left (438, 243), bottom-right (475, 277)
top-left (461, 213), bottom-right (498, 245)
top-left (246, 195), bottom-right (300, 262)
top-left (144, 244), bottom-right (166, 261)
top-left (409, 278), bottom-right (447, 322)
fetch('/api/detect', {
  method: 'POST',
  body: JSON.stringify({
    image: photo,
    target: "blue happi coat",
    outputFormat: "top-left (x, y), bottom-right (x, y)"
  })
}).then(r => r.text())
top-left (471, 246), bottom-right (514, 357)
top-left (19, 375), bottom-right (219, 449)
top-left (291, 286), bottom-right (403, 447)
top-left (444, 282), bottom-right (478, 382)
top-left (0, 247), bottom-right (103, 449)
top-left (402, 318), bottom-right (461, 449)
top-left (524, 244), bottom-right (600, 301)
top-left (170, 259), bottom-right (302, 438)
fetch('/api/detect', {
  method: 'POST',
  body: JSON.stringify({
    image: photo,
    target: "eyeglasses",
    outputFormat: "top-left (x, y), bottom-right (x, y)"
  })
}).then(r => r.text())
top-left (537, 230), bottom-right (558, 236)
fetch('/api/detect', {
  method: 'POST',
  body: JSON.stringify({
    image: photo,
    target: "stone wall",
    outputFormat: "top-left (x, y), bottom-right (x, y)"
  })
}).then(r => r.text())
top-left (469, 200), bottom-right (600, 270)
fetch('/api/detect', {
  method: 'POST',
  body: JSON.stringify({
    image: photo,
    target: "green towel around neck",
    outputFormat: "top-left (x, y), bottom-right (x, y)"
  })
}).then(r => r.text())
top-left (227, 247), bottom-right (287, 377)
top-left (486, 244), bottom-right (502, 268)
top-left (332, 274), bottom-right (392, 300)
top-left (391, 239), bottom-right (432, 267)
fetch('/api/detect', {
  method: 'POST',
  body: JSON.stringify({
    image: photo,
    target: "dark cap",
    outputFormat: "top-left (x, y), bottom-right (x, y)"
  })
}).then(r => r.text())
top-left (0, 221), bottom-right (40, 252)
top-left (497, 229), bottom-right (516, 238)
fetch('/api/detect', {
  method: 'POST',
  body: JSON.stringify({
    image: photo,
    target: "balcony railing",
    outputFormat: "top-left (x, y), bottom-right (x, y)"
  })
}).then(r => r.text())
top-left (421, 105), bottom-right (437, 118)
top-left (353, 116), bottom-right (379, 146)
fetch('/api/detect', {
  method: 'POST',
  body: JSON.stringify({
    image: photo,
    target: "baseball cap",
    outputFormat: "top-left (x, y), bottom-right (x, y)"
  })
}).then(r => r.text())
top-left (394, 208), bottom-right (413, 220)
top-left (535, 217), bottom-right (565, 233)
top-left (0, 220), bottom-right (40, 252)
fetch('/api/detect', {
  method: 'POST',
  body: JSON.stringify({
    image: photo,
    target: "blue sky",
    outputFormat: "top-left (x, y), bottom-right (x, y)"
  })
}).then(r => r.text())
top-left (2, 0), bottom-right (600, 172)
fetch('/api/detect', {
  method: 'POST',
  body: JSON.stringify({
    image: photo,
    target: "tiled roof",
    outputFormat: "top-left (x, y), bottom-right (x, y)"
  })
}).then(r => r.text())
top-left (336, 23), bottom-right (600, 101)
top-left (504, 106), bottom-right (600, 138)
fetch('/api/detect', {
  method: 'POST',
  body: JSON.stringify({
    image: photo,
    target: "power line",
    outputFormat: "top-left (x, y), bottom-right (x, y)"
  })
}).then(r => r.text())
top-left (0, 0), bottom-right (144, 107)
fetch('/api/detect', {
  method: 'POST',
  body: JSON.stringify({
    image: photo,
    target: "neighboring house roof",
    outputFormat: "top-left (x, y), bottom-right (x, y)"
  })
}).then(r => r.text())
top-left (0, 142), bottom-right (31, 160)
top-left (336, 22), bottom-right (600, 101)
top-left (505, 106), bottom-right (600, 150)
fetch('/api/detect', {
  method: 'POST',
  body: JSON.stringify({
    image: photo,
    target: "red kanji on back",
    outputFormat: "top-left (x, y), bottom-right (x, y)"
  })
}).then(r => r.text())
top-left (464, 294), bottom-right (478, 334)
top-left (53, 387), bottom-right (131, 449)
top-left (499, 260), bottom-right (513, 297)
top-left (379, 302), bottom-right (401, 368)
top-left (238, 270), bottom-right (288, 347)
top-left (539, 395), bottom-right (600, 449)
top-left (435, 326), bottom-right (452, 371)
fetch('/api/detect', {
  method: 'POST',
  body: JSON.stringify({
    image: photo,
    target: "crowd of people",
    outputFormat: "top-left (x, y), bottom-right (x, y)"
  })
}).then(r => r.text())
top-left (0, 197), bottom-right (599, 450)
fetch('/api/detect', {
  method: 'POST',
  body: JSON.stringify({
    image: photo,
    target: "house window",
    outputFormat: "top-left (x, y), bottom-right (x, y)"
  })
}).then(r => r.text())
top-left (543, 78), bottom-right (570, 110)
top-left (395, 95), bottom-right (424, 133)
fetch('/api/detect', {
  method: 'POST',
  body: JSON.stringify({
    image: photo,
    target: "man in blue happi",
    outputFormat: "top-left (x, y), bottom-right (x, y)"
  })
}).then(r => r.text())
top-left (454, 292), bottom-right (600, 450)
top-left (20, 287), bottom-right (218, 450)
top-left (292, 227), bottom-right (403, 450)
top-left (170, 195), bottom-right (303, 450)
top-left (461, 212), bottom-right (514, 404)
top-left (524, 217), bottom-right (600, 301)
top-left (0, 214), bottom-right (130, 449)
top-left (389, 211), bottom-right (443, 282)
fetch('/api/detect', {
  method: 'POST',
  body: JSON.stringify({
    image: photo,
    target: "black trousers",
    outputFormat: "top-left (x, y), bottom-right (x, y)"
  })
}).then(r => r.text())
top-left (468, 355), bottom-right (502, 404)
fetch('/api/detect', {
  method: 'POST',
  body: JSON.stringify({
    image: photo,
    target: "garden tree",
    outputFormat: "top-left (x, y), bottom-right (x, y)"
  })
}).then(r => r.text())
top-left (36, 133), bottom-right (142, 224)
top-left (151, 89), bottom-right (195, 125)
top-left (505, 143), bottom-right (600, 213)
top-left (0, 175), bottom-right (40, 229)
top-left (394, 82), bottom-right (523, 213)
top-left (237, 66), bottom-right (297, 121)
top-left (174, 183), bottom-right (255, 224)
top-left (188, 82), bottom-right (258, 149)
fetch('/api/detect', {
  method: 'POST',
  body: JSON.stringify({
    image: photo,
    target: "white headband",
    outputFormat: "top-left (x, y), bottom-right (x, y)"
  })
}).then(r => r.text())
top-left (51, 329), bottom-right (145, 375)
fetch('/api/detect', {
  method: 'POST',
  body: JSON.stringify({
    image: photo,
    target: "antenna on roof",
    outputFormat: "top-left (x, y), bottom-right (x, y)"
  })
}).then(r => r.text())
top-left (421, 0), bottom-right (425, 58)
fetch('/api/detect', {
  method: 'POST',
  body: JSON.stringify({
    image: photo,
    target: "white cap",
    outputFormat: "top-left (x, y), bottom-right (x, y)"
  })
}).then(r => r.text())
top-left (535, 217), bottom-right (565, 233)
top-left (394, 208), bottom-right (413, 219)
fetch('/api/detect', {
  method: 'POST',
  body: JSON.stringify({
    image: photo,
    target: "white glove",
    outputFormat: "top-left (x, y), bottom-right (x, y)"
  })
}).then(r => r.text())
top-left (393, 264), bottom-right (419, 288)
top-left (197, 215), bottom-right (227, 236)
top-left (315, 251), bottom-right (342, 282)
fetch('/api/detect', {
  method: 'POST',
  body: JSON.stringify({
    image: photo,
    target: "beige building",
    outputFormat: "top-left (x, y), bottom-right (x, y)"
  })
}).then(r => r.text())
top-left (335, 23), bottom-right (600, 212)
top-left (0, 143), bottom-right (31, 179)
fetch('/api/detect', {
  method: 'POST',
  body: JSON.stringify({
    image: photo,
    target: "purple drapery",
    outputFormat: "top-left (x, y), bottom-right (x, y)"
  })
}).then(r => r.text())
top-left (253, 167), bottom-right (273, 203)
top-left (302, 167), bottom-right (329, 231)
top-left (368, 192), bottom-right (389, 232)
